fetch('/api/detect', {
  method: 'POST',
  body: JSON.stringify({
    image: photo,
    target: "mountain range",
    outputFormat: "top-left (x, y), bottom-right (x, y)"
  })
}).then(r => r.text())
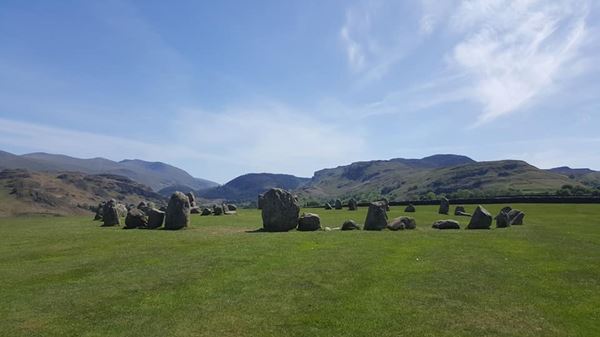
top-left (0, 151), bottom-right (218, 191)
top-left (1, 150), bottom-right (599, 215)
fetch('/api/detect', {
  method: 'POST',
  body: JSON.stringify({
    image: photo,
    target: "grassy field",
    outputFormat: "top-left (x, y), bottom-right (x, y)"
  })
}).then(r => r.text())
top-left (1, 204), bottom-right (599, 337)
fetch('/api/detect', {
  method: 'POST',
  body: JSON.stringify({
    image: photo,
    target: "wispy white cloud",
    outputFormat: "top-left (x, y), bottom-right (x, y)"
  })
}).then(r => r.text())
top-left (340, 0), bottom-right (593, 124)
top-left (449, 0), bottom-right (590, 124)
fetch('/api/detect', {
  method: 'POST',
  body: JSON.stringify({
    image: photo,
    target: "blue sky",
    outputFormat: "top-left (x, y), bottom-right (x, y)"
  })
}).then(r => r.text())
top-left (1, 0), bottom-right (599, 183)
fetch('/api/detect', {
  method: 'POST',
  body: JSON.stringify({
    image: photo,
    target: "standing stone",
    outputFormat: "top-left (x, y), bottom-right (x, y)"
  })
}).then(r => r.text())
top-left (501, 206), bottom-right (512, 214)
top-left (495, 211), bottom-right (510, 228)
top-left (257, 194), bottom-right (265, 209)
top-left (467, 205), bottom-right (492, 229)
top-left (186, 192), bottom-right (197, 208)
top-left (124, 208), bottom-right (148, 229)
top-left (324, 203), bottom-right (333, 210)
top-left (200, 207), bottom-right (212, 216)
top-left (261, 188), bottom-right (300, 232)
top-left (213, 204), bottom-right (224, 216)
top-left (438, 197), bottom-right (450, 215)
top-left (508, 209), bottom-right (525, 225)
top-left (227, 204), bottom-right (237, 211)
top-left (348, 198), bottom-right (358, 211)
top-left (116, 203), bottom-right (128, 217)
top-left (341, 220), bottom-right (361, 230)
top-left (147, 208), bottom-right (165, 229)
top-left (102, 200), bottom-right (120, 227)
top-left (298, 213), bottom-right (321, 231)
top-left (364, 201), bottom-right (388, 231)
top-left (190, 207), bottom-right (201, 214)
top-left (93, 201), bottom-right (105, 220)
top-left (164, 192), bottom-right (190, 230)
top-left (334, 199), bottom-right (343, 210)
top-left (404, 204), bottom-right (416, 212)
top-left (454, 206), bottom-right (471, 217)
top-left (387, 216), bottom-right (417, 230)
top-left (432, 220), bottom-right (460, 230)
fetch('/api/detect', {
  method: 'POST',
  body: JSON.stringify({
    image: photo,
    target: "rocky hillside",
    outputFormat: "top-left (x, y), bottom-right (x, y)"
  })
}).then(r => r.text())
top-left (199, 173), bottom-right (310, 202)
top-left (0, 150), bottom-right (218, 191)
top-left (297, 155), bottom-right (582, 202)
top-left (0, 169), bottom-right (165, 217)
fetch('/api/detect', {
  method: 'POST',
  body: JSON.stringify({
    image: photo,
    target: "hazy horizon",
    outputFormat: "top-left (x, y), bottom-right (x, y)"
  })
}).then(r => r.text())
top-left (1, 0), bottom-right (599, 182)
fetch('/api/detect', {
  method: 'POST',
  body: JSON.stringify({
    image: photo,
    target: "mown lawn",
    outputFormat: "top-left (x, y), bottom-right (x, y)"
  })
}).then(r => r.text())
top-left (0, 204), bottom-right (599, 337)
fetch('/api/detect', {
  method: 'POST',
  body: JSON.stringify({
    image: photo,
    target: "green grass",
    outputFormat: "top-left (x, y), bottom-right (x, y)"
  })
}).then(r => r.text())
top-left (1, 204), bottom-right (599, 337)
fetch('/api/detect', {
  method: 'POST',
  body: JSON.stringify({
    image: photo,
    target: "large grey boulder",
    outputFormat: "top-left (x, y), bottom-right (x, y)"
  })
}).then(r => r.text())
top-left (334, 199), bottom-right (343, 210)
top-left (298, 213), bottom-right (321, 231)
top-left (387, 216), bottom-right (416, 230)
top-left (454, 206), bottom-right (471, 217)
top-left (432, 220), bottom-right (460, 230)
top-left (146, 208), bottom-right (165, 229)
top-left (324, 203), bottom-right (333, 210)
top-left (438, 197), bottom-right (450, 215)
top-left (124, 208), bottom-right (148, 229)
top-left (200, 207), bottom-right (212, 216)
top-left (227, 204), bottom-right (237, 211)
top-left (164, 192), bottom-right (191, 230)
top-left (102, 200), bottom-right (120, 227)
top-left (404, 204), bottom-right (416, 213)
top-left (348, 198), bottom-right (358, 211)
top-left (341, 220), bottom-right (361, 231)
top-left (508, 209), bottom-right (525, 225)
top-left (467, 205), bottom-right (492, 229)
top-left (364, 201), bottom-right (388, 231)
top-left (261, 188), bottom-right (300, 232)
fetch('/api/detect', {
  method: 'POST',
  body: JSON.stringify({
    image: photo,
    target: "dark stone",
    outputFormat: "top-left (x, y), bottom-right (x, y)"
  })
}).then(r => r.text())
top-left (324, 203), bottom-right (332, 210)
top-left (124, 208), bottom-right (148, 229)
top-left (404, 204), bottom-right (416, 212)
top-left (334, 199), bottom-right (343, 210)
top-left (495, 211), bottom-right (510, 228)
top-left (298, 213), bottom-right (321, 231)
top-left (261, 188), bottom-right (300, 232)
top-left (164, 192), bottom-right (190, 230)
top-left (501, 206), bottom-right (512, 214)
top-left (467, 205), bottom-right (492, 229)
top-left (364, 201), bottom-right (388, 231)
top-left (439, 197), bottom-right (450, 215)
top-left (454, 206), bottom-right (466, 215)
top-left (102, 200), bottom-right (120, 227)
top-left (348, 198), bottom-right (358, 211)
top-left (456, 211), bottom-right (472, 217)
top-left (341, 220), bottom-right (361, 230)
top-left (146, 208), bottom-right (165, 229)
top-left (93, 202), bottom-right (105, 220)
top-left (387, 216), bottom-right (416, 230)
top-left (213, 204), bottom-right (224, 216)
top-left (257, 194), bottom-right (265, 209)
top-left (227, 204), bottom-right (237, 211)
top-left (432, 220), bottom-right (460, 230)
top-left (200, 208), bottom-right (212, 216)
top-left (508, 209), bottom-right (525, 225)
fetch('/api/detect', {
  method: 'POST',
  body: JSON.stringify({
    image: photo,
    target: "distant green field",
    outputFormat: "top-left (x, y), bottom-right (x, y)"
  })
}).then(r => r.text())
top-left (1, 204), bottom-right (599, 337)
